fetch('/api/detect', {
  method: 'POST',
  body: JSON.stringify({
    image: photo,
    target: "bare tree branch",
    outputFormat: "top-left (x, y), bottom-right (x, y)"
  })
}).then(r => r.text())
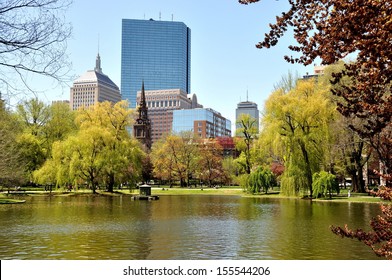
top-left (0, 0), bottom-right (72, 98)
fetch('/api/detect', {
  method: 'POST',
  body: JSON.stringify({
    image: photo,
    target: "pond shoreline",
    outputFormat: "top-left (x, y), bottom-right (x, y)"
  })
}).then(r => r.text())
top-left (1, 187), bottom-right (386, 204)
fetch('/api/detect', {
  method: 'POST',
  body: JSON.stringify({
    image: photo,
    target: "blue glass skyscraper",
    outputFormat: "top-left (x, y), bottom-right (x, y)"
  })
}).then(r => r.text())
top-left (121, 19), bottom-right (191, 108)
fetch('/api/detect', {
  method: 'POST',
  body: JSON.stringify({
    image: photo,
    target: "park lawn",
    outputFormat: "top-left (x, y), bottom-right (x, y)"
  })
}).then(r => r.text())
top-left (1, 187), bottom-right (387, 204)
top-left (314, 194), bottom-right (386, 203)
top-left (147, 187), bottom-right (244, 196)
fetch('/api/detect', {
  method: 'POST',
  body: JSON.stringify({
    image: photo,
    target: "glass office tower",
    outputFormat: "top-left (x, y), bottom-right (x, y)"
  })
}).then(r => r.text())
top-left (121, 19), bottom-right (191, 108)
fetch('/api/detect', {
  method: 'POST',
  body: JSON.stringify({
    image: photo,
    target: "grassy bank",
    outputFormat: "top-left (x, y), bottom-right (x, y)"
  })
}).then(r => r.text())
top-left (1, 186), bottom-right (387, 204)
top-left (148, 187), bottom-right (244, 196)
top-left (0, 194), bottom-right (26, 204)
top-left (124, 187), bottom-right (386, 203)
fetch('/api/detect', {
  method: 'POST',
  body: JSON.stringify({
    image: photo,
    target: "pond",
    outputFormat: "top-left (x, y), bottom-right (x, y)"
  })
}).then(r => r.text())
top-left (0, 195), bottom-right (382, 260)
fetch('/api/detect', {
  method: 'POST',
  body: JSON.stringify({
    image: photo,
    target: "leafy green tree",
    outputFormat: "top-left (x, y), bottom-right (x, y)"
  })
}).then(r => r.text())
top-left (34, 101), bottom-right (144, 193)
top-left (327, 115), bottom-right (371, 193)
top-left (150, 135), bottom-right (176, 186)
top-left (312, 171), bottom-right (339, 199)
top-left (262, 79), bottom-right (336, 197)
top-left (76, 101), bottom-right (144, 192)
top-left (197, 139), bottom-right (227, 187)
top-left (44, 102), bottom-right (77, 149)
top-left (151, 132), bottom-right (199, 187)
top-left (0, 102), bottom-right (26, 187)
top-left (320, 62), bottom-right (372, 193)
top-left (16, 98), bottom-right (50, 136)
top-left (16, 98), bottom-right (76, 179)
top-left (67, 126), bottom-right (108, 193)
top-left (34, 138), bottom-right (75, 189)
top-left (15, 98), bottom-right (49, 176)
top-left (235, 114), bottom-right (258, 174)
top-left (247, 166), bottom-right (276, 194)
top-left (222, 156), bottom-right (238, 186)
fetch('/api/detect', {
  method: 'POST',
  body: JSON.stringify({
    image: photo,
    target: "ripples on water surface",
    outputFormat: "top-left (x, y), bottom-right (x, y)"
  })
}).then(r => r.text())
top-left (0, 195), bottom-right (381, 260)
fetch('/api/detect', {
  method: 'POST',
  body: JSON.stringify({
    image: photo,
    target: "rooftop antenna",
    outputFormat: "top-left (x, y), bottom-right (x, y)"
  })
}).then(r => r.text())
top-left (159, 12), bottom-right (161, 20)
top-left (143, 13), bottom-right (145, 20)
top-left (95, 34), bottom-right (102, 73)
top-left (172, 14), bottom-right (174, 21)
top-left (246, 87), bottom-right (249, 102)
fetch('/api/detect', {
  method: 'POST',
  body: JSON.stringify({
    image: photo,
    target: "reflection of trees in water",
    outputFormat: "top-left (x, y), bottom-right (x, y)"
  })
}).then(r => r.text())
top-left (0, 195), bottom-right (382, 259)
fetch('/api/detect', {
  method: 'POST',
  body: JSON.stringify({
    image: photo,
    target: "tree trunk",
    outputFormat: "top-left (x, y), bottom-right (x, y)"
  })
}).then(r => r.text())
top-left (90, 172), bottom-right (97, 194)
top-left (351, 144), bottom-right (366, 193)
top-left (107, 173), bottom-right (115, 193)
top-left (299, 140), bottom-right (313, 197)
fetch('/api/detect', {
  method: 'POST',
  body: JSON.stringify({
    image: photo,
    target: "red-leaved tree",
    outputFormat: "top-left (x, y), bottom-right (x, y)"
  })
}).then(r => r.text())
top-left (239, 0), bottom-right (392, 258)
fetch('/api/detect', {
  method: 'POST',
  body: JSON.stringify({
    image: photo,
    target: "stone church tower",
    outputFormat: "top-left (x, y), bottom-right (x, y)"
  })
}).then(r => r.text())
top-left (133, 82), bottom-right (151, 150)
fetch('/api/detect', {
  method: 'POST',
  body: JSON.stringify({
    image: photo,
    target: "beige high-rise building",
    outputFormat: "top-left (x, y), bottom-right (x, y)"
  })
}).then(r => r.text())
top-left (70, 54), bottom-right (121, 110)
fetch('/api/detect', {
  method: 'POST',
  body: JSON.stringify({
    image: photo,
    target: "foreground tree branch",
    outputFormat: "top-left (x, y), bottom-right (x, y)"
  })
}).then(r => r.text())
top-left (331, 191), bottom-right (392, 259)
top-left (238, 0), bottom-right (392, 137)
top-left (0, 0), bottom-right (72, 96)
top-left (239, 0), bottom-right (392, 259)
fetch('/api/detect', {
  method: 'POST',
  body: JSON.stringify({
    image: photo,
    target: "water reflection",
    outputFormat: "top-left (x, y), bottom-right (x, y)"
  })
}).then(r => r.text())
top-left (0, 195), bottom-right (381, 260)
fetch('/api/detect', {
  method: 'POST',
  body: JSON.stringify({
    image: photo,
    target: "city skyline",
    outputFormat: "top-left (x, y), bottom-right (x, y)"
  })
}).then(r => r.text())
top-left (17, 0), bottom-right (313, 131)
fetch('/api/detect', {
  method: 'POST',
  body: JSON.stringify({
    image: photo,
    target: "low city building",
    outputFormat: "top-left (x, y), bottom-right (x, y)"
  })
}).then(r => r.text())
top-left (172, 108), bottom-right (231, 138)
top-left (136, 88), bottom-right (202, 143)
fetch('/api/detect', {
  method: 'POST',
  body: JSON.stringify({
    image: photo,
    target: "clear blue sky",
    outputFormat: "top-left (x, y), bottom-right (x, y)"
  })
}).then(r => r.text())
top-left (40, 0), bottom-right (313, 129)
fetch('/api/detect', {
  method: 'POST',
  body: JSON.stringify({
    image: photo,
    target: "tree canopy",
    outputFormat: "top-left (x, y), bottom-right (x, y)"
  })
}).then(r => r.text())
top-left (239, 0), bottom-right (391, 137)
top-left (235, 114), bottom-right (258, 174)
top-left (0, 103), bottom-right (26, 186)
top-left (151, 133), bottom-right (199, 187)
top-left (33, 101), bottom-right (144, 193)
top-left (238, 0), bottom-right (392, 257)
top-left (262, 78), bottom-right (336, 197)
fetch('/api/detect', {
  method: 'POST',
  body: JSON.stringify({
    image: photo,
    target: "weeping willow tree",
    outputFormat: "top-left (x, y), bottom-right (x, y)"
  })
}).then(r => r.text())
top-left (261, 78), bottom-right (336, 197)
top-left (312, 171), bottom-right (339, 199)
top-left (280, 157), bottom-right (308, 197)
top-left (246, 166), bottom-right (276, 194)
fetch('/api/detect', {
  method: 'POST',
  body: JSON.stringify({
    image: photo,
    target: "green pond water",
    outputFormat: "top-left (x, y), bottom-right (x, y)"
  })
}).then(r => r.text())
top-left (0, 195), bottom-right (382, 260)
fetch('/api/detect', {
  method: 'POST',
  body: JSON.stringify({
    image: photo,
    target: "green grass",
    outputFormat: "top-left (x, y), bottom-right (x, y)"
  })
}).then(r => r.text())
top-left (0, 198), bottom-right (26, 204)
top-left (1, 185), bottom-right (388, 204)
top-left (314, 193), bottom-right (386, 203)
top-left (150, 187), bottom-right (244, 196)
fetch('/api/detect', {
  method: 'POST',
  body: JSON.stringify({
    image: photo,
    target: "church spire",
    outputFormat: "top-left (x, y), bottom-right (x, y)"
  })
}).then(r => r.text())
top-left (140, 80), bottom-right (146, 107)
top-left (95, 53), bottom-right (102, 73)
top-left (133, 81), bottom-right (151, 150)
